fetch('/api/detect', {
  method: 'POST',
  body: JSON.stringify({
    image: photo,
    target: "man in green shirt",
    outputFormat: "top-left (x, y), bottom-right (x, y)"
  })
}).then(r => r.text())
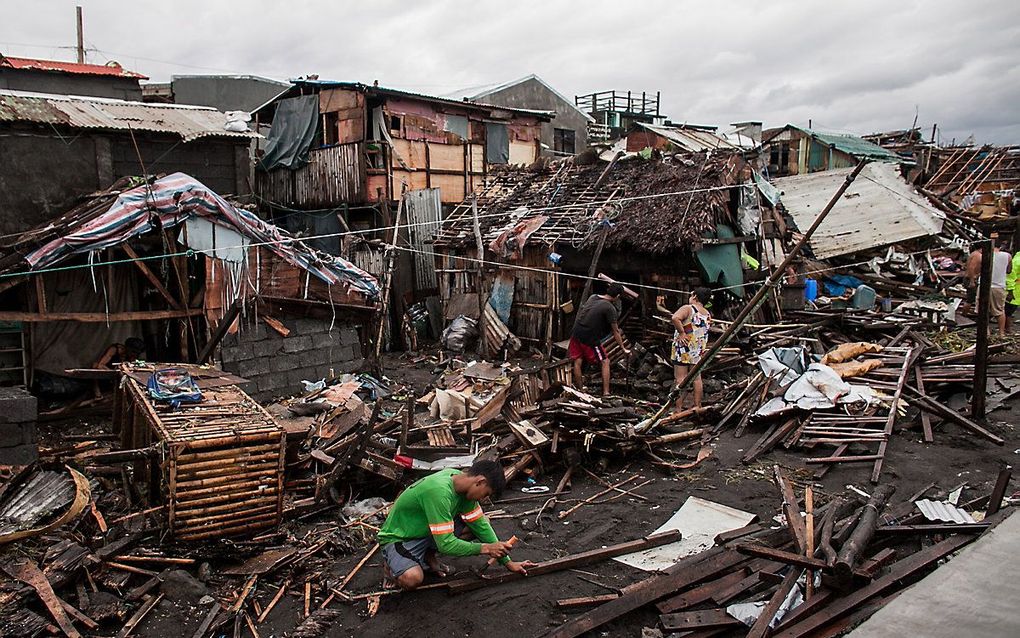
top-left (378, 460), bottom-right (534, 590)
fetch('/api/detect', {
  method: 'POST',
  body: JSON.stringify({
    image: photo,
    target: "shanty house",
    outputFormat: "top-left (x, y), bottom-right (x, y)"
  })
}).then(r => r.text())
top-left (432, 152), bottom-right (757, 351)
top-left (761, 125), bottom-right (901, 177)
top-left (252, 80), bottom-right (551, 210)
top-left (450, 74), bottom-right (593, 158)
top-left (0, 89), bottom-right (255, 237)
top-left (0, 54), bottom-right (145, 100)
top-left (0, 173), bottom-right (378, 399)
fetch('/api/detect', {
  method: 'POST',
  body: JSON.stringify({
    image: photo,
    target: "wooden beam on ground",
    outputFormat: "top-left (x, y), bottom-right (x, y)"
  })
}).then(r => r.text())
top-left (446, 530), bottom-right (681, 594)
top-left (660, 609), bottom-right (743, 632)
top-left (735, 544), bottom-right (827, 571)
top-left (747, 568), bottom-right (802, 638)
top-left (904, 386), bottom-right (1004, 445)
top-left (986, 467), bottom-right (1012, 516)
top-left (6, 560), bottom-right (82, 638)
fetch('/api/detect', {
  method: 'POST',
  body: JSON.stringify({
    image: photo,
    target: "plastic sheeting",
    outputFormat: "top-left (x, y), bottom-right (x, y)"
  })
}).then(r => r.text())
top-left (259, 94), bottom-right (319, 171)
top-left (696, 224), bottom-right (745, 297)
top-left (485, 122), bottom-right (509, 164)
top-left (758, 346), bottom-right (810, 386)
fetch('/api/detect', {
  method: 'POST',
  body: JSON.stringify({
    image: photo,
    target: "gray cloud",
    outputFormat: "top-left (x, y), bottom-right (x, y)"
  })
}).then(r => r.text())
top-left (1, 0), bottom-right (1017, 143)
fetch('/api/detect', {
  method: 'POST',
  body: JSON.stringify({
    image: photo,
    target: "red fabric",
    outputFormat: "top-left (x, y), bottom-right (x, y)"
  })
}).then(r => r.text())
top-left (568, 336), bottom-right (606, 365)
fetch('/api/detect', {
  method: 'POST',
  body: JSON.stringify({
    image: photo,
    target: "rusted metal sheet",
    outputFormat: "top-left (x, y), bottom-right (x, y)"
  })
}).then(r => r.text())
top-left (256, 142), bottom-right (365, 207)
top-left (0, 90), bottom-right (255, 142)
top-left (773, 163), bottom-right (945, 259)
top-left (403, 188), bottom-right (443, 291)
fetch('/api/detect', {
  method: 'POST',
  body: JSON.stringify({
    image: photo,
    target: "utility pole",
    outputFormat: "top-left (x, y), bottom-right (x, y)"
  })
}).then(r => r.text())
top-left (75, 6), bottom-right (85, 64)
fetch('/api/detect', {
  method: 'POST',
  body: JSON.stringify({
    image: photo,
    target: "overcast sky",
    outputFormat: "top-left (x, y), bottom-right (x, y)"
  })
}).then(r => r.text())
top-left (3, 0), bottom-right (1018, 144)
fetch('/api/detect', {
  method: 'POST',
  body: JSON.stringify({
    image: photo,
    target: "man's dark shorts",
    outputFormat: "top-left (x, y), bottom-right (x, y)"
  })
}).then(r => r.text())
top-left (382, 518), bottom-right (468, 578)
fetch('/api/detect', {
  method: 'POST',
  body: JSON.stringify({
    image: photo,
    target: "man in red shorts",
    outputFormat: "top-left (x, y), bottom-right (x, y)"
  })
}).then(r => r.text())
top-left (568, 283), bottom-right (630, 395)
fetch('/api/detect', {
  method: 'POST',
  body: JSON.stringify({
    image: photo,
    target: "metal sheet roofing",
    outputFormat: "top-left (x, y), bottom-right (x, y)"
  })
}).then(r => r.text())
top-left (0, 89), bottom-right (257, 142)
top-left (915, 499), bottom-right (976, 524)
top-left (773, 162), bottom-right (945, 259)
top-left (0, 55), bottom-right (147, 79)
top-left (783, 125), bottom-right (901, 162)
top-left (635, 122), bottom-right (744, 152)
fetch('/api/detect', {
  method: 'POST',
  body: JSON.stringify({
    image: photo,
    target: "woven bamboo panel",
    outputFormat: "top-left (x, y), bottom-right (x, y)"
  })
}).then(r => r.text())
top-left (115, 364), bottom-right (285, 541)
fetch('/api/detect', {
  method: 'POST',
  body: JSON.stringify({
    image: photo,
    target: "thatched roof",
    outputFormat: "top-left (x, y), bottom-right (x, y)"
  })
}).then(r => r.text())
top-left (433, 152), bottom-right (747, 255)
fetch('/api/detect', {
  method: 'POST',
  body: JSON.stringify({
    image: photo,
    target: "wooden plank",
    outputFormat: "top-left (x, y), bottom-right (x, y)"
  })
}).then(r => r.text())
top-left (122, 244), bottom-right (183, 310)
top-left (660, 609), bottom-right (743, 631)
top-left (735, 544), bottom-right (828, 570)
top-left (747, 568), bottom-right (802, 638)
top-left (915, 368), bottom-right (934, 443)
top-left (447, 530), bottom-right (682, 593)
top-left (775, 466), bottom-right (807, 553)
top-left (657, 568), bottom-right (749, 613)
top-left (904, 386), bottom-right (1004, 445)
top-left (6, 560), bottom-right (82, 638)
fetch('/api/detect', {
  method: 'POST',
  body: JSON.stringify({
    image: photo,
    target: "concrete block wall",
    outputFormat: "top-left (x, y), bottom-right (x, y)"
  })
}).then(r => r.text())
top-left (219, 318), bottom-right (363, 401)
top-left (0, 386), bottom-right (38, 465)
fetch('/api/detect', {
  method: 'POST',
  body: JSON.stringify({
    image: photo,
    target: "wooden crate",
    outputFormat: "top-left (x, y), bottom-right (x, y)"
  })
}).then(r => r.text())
top-left (114, 363), bottom-right (285, 541)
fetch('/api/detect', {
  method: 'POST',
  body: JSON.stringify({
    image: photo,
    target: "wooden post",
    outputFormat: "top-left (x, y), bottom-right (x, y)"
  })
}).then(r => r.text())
top-left (638, 159), bottom-right (871, 434)
top-left (373, 186), bottom-right (406, 360)
top-left (470, 195), bottom-right (487, 358)
top-left (835, 484), bottom-right (895, 584)
top-left (973, 237), bottom-right (992, 418)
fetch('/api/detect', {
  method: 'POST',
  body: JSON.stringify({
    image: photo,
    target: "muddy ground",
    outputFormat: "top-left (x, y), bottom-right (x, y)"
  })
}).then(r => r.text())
top-left (36, 354), bottom-right (1020, 638)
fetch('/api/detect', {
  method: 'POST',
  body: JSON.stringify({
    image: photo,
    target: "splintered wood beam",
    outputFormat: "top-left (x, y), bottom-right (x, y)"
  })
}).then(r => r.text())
top-left (904, 386), bottom-right (1004, 445)
top-left (774, 466), bottom-right (807, 553)
top-left (660, 609), bottom-right (743, 632)
top-left (746, 568), bottom-right (802, 638)
top-left (6, 559), bottom-right (82, 638)
top-left (735, 544), bottom-right (827, 570)
top-left (446, 530), bottom-right (682, 594)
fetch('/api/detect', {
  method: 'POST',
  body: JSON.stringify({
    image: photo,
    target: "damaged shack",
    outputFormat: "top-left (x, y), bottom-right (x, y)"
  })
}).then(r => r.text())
top-left (0, 172), bottom-right (379, 404)
top-left (432, 150), bottom-right (760, 352)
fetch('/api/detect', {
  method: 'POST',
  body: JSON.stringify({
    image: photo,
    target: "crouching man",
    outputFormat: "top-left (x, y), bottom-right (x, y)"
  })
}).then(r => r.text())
top-left (377, 460), bottom-right (534, 590)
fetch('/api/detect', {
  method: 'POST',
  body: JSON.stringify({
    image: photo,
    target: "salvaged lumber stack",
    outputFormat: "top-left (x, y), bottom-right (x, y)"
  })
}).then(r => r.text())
top-left (114, 363), bottom-right (285, 540)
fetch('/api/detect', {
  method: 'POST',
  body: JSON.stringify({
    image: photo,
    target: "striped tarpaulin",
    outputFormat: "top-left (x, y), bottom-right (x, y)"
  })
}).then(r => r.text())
top-left (26, 173), bottom-right (379, 298)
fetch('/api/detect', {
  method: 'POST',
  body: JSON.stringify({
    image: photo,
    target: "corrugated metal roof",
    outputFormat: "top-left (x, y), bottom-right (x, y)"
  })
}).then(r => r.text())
top-left (636, 122), bottom-right (744, 152)
top-left (782, 125), bottom-right (901, 161)
top-left (0, 89), bottom-right (257, 142)
top-left (0, 55), bottom-right (147, 79)
top-left (915, 499), bottom-right (977, 524)
top-left (773, 162), bottom-right (945, 259)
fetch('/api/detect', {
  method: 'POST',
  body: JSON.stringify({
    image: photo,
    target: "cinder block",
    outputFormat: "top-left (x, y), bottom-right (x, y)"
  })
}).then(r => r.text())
top-left (339, 328), bottom-right (360, 346)
top-left (0, 387), bottom-right (37, 425)
top-left (0, 422), bottom-right (33, 447)
top-left (270, 355), bottom-right (296, 373)
top-left (253, 340), bottom-right (281, 358)
top-left (0, 444), bottom-right (38, 466)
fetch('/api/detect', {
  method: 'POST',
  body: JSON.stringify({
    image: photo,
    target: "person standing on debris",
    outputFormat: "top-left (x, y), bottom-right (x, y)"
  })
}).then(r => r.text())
top-left (568, 283), bottom-right (630, 396)
top-left (1005, 249), bottom-right (1020, 334)
top-left (988, 240), bottom-right (1012, 337)
top-left (377, 460), bottom-right (534, 591)
top-left (670, 287), bottom-right (712, 413)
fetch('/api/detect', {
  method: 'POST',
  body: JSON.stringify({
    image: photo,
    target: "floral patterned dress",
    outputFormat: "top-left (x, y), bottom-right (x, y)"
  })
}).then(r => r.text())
top-left (671, 310), bottom-right (711, 365)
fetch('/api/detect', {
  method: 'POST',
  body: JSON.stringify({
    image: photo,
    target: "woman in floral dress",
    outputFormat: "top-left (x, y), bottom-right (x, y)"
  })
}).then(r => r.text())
top-left (670, 286), bottom-right (712, 414)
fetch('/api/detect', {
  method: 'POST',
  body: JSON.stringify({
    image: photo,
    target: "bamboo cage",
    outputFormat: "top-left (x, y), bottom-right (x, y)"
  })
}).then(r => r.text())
top-left (114, 363), bottom-right (285, 541)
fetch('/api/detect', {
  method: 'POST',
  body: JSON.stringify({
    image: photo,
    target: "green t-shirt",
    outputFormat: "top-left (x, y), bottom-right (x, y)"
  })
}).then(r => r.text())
top-left (377, 468), bottom-right (510, 564)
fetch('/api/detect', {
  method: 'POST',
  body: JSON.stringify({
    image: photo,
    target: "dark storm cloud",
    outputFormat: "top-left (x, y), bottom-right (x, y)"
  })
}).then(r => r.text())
top-left (2, 0), bottom-right (1017, 143)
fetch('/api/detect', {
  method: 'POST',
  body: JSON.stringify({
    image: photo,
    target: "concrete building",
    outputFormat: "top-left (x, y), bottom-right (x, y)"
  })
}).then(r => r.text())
top-left (142, 74), bottom-right (290, 113)
top-left (0, 54), bottom-right (145, 100)
top-left (453, 75), bottom-right (593, 157)
top-left (0, 89), bottom-right (254, 237)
